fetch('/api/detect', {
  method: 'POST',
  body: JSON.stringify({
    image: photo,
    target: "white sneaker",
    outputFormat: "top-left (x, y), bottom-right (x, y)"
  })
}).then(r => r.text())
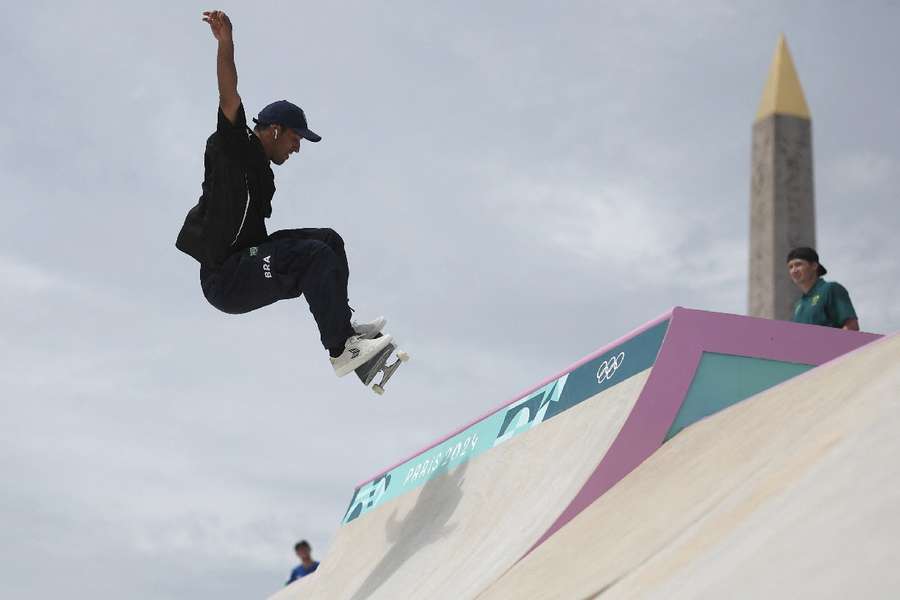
top-left (351, 316), bottom-right (387, 339)
top-left (331, 334), bottom-right (394, 377)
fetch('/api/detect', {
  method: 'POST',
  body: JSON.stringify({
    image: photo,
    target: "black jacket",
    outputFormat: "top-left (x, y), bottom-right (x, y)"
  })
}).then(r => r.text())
top-left (176, 104), bottom-right (275, 268)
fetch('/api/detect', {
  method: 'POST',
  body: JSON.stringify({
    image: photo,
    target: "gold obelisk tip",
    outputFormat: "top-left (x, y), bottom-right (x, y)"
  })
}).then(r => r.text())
top-left (755, 34), bottom-right (811, 121)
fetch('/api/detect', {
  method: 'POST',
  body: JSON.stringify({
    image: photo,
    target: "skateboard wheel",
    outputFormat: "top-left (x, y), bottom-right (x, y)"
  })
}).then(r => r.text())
top-left (397, 351), bottom-right (410, 362)
top-left (373, 384), bottom-right (385, 395)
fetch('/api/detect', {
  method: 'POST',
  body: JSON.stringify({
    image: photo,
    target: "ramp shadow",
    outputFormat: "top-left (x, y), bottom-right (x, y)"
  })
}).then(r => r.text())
top-left (349, 461), bottom-right (469, 600)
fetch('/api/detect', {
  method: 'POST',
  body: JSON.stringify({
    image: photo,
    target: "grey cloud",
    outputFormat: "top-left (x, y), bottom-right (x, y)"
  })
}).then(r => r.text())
top-left (2, 2), bottom-right (898, 599)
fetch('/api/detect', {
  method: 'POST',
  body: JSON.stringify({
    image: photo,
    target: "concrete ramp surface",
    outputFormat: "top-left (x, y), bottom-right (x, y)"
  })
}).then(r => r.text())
top-left (479, 332), bottom-right (900, 600)
top-left (271, 308), bottom-right (879, 600)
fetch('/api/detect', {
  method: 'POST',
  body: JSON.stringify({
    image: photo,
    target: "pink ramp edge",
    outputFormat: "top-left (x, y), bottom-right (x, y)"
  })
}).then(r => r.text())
top-left (528, 307), bottom-right (882, 553)
top-left (355, 308), bottom-right (675, 488)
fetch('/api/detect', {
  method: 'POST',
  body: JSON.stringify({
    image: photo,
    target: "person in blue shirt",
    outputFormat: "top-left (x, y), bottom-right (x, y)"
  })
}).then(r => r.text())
top-left (286, 540), bottom-right (319, 585)
top-left (787, 247), bottom-right (859, 331)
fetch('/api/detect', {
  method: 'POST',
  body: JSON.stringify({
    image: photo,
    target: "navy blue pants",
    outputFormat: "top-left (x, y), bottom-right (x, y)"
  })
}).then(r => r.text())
top-left (200, 228), bottom-right (355, 353)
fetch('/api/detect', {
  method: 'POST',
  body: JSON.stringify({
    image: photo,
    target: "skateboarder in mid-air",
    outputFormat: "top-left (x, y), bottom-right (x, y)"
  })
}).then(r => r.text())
top-left (176, 10), bottom-right (392, 377)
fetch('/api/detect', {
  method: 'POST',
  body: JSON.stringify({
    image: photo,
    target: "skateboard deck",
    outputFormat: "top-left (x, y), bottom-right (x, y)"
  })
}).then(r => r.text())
top-left (355, 332), bottom-right (409, 395)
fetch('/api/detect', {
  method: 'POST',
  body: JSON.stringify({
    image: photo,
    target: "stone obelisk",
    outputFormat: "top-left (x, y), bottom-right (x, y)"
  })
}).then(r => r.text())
top-left (748, 35), bottom-right (816, 320)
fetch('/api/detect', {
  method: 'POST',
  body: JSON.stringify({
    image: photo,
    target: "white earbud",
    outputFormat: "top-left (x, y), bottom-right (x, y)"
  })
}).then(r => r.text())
top-left (274, 128), bottom-right (279, 141)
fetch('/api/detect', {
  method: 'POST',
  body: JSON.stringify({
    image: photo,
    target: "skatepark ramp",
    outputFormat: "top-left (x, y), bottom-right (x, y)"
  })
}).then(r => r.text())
top-left (479, 332), bottom-right (900, 599)
top-left (270, 307), bottom-right (880, 600)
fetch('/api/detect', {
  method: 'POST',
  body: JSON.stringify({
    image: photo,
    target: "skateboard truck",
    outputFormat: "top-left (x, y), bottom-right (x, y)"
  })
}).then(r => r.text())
top-left (355, 333), bottom-right (409, 395)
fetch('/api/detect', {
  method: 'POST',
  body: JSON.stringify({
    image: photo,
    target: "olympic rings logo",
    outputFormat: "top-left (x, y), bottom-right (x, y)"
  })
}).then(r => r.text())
top-left (596, 352), bottom-right (625, 385)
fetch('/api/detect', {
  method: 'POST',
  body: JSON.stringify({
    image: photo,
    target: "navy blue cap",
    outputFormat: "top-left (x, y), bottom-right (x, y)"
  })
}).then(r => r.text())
top-left (253, 100), bottom-right (321, 142)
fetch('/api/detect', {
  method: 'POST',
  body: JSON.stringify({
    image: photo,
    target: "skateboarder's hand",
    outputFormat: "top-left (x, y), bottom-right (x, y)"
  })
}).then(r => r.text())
top-left (202, 10), bottom-right (233, 42)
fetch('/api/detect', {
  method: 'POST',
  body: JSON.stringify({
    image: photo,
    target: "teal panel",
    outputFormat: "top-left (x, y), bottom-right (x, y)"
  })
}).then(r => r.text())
top-left (341, 319), bottom-right (671, 525)
top-left (665, 353), bottom-right (813, 441)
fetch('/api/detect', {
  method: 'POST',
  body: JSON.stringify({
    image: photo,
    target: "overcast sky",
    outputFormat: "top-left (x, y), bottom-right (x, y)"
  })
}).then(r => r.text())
top-left (2, 1), bottom-right (898, 598)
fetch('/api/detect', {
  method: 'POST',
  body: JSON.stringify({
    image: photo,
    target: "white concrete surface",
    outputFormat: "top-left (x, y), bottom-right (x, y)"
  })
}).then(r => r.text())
top-left (269, 370), bottom-right (651, 600)
top-left (479, 334), bottom-right (900, 600)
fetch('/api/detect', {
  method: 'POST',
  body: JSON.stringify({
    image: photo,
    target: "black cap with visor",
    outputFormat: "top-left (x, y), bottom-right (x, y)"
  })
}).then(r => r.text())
top-left (786, 246), bottom-right (827, 276)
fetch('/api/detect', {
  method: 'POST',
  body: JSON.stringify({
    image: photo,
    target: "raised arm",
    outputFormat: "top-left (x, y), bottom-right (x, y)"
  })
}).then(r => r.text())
top-left (202, 10), bottom-right (241, 123)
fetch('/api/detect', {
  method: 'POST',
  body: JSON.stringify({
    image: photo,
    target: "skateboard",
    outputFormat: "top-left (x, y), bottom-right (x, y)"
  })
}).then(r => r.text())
top-left (355, 332), bottom-right (409, 395)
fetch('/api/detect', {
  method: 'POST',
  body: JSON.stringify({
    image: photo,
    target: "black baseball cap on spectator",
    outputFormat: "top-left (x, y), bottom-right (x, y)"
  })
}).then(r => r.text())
top-left (786, 246), bottom-right (827, 276)
top-left (253, 100), bottom-right (321, 142)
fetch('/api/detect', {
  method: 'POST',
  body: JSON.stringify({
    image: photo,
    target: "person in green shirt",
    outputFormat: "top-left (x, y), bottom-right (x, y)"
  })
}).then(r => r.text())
top-left (787, 247), bottom-right (859, 331)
